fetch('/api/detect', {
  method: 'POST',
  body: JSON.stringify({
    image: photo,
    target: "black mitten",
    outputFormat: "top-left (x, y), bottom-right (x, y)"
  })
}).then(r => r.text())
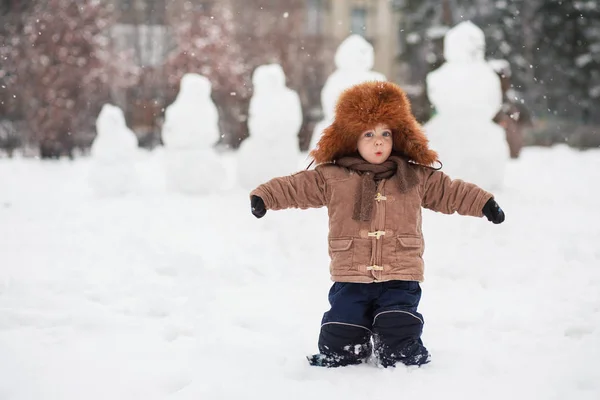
top-left (250, 195), bottom-right (266, 219)
top-left (482, 198), bottom-right (505, 224)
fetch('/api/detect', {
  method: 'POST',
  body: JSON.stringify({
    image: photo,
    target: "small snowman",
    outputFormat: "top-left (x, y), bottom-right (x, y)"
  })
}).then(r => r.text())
top-left (308, 35), bottom-right (386, 153)
top-left (236, 64), bottom-right (302, 189)
top-left (89, 104), bottom-right (138, 196)
top-left (162, 73), bottom-right (226, 195)
top-left (424, 21), bottom-right (508, 190)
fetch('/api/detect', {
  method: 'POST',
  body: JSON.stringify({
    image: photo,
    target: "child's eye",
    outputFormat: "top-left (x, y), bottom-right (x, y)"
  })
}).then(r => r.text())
top-left (382, 131), bottom-right (391, 137)
top-left (364, 132), bottom-right (374, 137)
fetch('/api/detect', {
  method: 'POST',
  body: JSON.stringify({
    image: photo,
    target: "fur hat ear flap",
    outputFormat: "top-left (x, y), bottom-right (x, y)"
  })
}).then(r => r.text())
top-left (309, 123), bottom-right (357, 164)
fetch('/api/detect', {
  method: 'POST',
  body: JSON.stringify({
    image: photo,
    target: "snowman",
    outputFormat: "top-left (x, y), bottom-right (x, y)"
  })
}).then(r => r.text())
top-left (89, 104), bottom-right (139, 196)
top-left (162, 73), bottom-right (226, 195)
top-left (237, 64), bottom-right (302, 189)
top-left (308, 34), bottom-right (386, 154)
top-left (424, 21), bottom-right (508, 191)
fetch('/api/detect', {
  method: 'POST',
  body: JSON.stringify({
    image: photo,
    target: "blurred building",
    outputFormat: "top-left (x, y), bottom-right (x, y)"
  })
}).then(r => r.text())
top-left (107, 0), bottom-right (407, 147)
top-left (313, 0), bottom-right (405, 81)
top-left (110, 0), bottom-right (407, 84)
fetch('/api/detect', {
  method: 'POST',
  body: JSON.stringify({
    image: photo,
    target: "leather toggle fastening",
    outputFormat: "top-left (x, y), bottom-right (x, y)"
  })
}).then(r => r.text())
top-left (366, 265), bottom-right (384, 271)
top-left (375, 193), bottom-right (387, 202)
top-left (367, 230), bottom-right (386, 239)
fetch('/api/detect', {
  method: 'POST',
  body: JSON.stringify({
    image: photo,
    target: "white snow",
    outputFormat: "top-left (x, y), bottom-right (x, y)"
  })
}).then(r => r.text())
top-left (237, 64), bottom-right (302, 189)
top-left (1, 144), bottom-right (599, 400)
top-left (575, 53), bottom-right (592, 68)
top-left (308, 34), bottom-right (386, 153)
top-left (426, 25), bottom-right (449, 40)
top-left (88, 104), bottom-right (139, 196)
top-left (161, 73), bottom-right (227, 195)
top-left (488, 58), bottom-right (511, 76)
top-left (425, 21), bottom-right (508, 191)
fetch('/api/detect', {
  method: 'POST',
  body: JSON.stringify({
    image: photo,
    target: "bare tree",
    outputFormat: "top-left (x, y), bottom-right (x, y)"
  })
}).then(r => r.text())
top-left (0, 0), bottom-right (29, 121)
top-left (163, 1), bottom-right (251, 150)
top-left (232, 0), bottom-right (334, 150)
top-left (17, 0), bottom-right (138, 158)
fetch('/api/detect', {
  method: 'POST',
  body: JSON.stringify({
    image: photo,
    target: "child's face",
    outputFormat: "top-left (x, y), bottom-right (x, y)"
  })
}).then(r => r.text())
top-left (357, 123), bottom-right (393, 164)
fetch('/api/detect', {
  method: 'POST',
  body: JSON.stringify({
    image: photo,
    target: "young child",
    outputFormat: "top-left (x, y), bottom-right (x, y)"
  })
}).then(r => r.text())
top-left (249, 81), bottom-right (505, 368)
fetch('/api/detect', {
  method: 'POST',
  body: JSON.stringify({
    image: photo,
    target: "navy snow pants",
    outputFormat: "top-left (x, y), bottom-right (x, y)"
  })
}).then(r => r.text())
top-left (318, 280), bottom-right (430, 367)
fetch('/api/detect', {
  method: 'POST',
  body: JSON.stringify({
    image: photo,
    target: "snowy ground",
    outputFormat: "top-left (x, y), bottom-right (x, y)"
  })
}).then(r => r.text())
top-left (1, 145), bottom-right (599, 400)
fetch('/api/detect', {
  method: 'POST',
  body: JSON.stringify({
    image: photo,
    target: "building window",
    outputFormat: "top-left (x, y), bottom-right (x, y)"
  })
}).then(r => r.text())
top-left (391, 0), bottom-right (406, 9)
top-left (350, 7), bottom-right (367, 36)
top-left (111, 24), bottom-right (168, 67)
top-left (306, 0), bottom-right (324, 35)
top-left (194, 1), bottom-right (213, 12)
top-left (396, 24), bottom-right (405, 56)
top-left (121, 0), bottom-right (133, 11)
top-left (0, 0), bottom-right (10, 14)
top-left (143, 0), bottom-right (167, 24)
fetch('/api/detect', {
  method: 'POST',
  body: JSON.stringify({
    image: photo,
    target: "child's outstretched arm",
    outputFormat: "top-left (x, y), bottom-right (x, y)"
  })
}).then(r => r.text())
top-left (249, 169), bottom-right (328, 219)
top-left (421, 169), bottom-right (505, 223)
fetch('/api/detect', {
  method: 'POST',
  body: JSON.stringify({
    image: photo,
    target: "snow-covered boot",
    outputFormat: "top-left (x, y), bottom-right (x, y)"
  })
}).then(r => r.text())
top-left (372, 309), bottom-right (430, 367)
top-left (306, 352), bottom-right (368, 367)
top-left (309, 322), bottom-right (372, 367)
top-left (374, 338), bottom-right (431, 367)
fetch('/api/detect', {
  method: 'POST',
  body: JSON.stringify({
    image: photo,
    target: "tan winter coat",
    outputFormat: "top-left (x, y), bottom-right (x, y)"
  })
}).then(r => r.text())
top-left (251, 81), bottom-right (493, 283)
top-left (250, 157), bottom-right (492, 283)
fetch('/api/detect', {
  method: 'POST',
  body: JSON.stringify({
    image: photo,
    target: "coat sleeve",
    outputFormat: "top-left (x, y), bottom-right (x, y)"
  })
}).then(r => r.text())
top-left (421, 169), bottom-right (493, 217)
top-left (249, 169), bottom-right (328, 210)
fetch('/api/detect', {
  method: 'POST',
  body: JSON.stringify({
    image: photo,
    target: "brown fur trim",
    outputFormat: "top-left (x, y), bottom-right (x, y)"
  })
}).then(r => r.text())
top-left (310, 81), bottom-right (438, 166)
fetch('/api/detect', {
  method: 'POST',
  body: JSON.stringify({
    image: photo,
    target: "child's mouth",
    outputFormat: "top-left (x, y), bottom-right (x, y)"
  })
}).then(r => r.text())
top-left (375, 152), bottom-right (383, 156)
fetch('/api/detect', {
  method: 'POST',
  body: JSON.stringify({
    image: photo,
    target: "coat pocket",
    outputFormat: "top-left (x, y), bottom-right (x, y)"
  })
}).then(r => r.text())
top-left (397, 236), bottom-right (422, 248)
top-left (396, 236), bottom-right (424, 259)
top-left (329, 238), bottom-right (354, 271)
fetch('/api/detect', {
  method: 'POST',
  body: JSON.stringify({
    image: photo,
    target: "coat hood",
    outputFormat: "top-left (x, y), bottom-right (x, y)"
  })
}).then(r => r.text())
top-left (310, 81), bottom-right (438, 166)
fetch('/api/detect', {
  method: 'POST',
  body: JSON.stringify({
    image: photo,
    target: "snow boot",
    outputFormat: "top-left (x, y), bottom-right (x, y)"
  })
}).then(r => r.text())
top-left (309, 322), bottom-right (372, 367)
top-left (372, 309), bottom-right (430, 367)
top-left (374, 338), bottom-right (431, 367)
top-left (306, 352), bottom-right (368, 367)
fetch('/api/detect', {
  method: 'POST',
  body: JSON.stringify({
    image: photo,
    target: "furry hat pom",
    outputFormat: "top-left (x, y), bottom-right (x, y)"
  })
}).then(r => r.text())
top-left (310, 81), bottom-right (438, 166)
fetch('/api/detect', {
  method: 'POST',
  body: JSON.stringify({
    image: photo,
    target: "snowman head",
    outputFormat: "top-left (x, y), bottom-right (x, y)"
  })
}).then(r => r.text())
top-left (96, 104), bottom-right (126, 135)
top-left (334, 34), bottom-right (375, 72)
top-left (177, 73), bottom-right (213, 104)
top-left (444, 21), bottom-right (486, 63)
top-left (252, 64), bottom-right (286, 94)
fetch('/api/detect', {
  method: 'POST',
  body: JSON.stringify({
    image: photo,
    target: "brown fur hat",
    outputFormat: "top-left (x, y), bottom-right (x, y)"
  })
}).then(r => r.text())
top-left (310, 81), bottom-right (438, 166)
